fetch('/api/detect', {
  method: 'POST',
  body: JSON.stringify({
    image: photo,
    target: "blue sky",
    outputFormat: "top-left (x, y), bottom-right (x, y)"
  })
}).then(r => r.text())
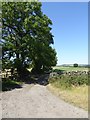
top-left (41, 2), bottom-right (88, 65)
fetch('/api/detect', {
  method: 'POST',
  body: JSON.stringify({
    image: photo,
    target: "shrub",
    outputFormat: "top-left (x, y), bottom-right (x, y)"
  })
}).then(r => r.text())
top-left (49, 72), bottom-right (88, 89)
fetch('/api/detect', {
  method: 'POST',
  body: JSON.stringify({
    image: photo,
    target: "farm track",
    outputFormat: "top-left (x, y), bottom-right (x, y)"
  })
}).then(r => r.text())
top-left (1, 84), bottom-right (88, 118)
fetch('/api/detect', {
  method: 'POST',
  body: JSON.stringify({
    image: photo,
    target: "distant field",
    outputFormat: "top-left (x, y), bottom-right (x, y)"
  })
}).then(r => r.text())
top-left (53, 66), bottom-right (88, 72)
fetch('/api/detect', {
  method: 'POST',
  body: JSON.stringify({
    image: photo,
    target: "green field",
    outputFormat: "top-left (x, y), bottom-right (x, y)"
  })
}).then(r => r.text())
top-left (53, 66), bottom-right (88, 72)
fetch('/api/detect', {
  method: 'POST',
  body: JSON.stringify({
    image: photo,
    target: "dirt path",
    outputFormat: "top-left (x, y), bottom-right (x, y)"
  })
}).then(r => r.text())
top-left (1, 84), bottom-right (88, 118)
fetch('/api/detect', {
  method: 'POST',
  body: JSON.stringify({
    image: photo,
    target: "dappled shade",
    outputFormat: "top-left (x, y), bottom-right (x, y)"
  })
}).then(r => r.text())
top-left (2, 78), bottom-right (22, 91)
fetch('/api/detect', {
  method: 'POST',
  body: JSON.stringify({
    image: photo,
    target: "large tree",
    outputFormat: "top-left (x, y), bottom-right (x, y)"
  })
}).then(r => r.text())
top-left (2, 2), bottom-right (57, 75)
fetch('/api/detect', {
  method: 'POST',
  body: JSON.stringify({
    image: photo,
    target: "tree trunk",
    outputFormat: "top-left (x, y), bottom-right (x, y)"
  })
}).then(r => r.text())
top-left (32, 60), bottom-right (42, 74)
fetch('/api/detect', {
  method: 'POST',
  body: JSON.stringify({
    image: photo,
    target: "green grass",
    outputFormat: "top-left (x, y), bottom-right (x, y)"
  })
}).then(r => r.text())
top-left (53, 66), bottom-right (88, 72)
top-left (48, 70), bottom-right (88, 110)
top-left (2, 79), bottom-right (23, 91)
top-left (49, 74), bottom-right (88, 89)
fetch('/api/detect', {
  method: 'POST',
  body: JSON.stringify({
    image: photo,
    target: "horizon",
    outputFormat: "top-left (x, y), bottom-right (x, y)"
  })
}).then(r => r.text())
top-left (57, 63), bottom-right (89, 65)
top-left (58, 63), bottom-right (88, 65)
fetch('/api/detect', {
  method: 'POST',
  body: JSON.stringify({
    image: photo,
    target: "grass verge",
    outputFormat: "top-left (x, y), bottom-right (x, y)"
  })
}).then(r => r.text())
top-left (47, 84), bottom-right (88, 111)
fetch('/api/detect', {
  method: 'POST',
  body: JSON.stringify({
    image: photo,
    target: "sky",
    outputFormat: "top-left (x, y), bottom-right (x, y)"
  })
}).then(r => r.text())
top-left (41, 2), bottom-right (88, 65)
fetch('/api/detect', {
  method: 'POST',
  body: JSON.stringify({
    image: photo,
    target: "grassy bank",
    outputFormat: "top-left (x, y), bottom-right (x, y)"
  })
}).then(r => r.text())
top-left (48, 70), bottom-right (88, 111)
top-left (48, 84), bottom-right (88, 111)
top-left (2, 79), bottom-right (23, 91)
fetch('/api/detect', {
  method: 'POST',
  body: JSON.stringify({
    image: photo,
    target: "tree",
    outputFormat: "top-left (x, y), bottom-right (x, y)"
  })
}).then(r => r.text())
top-left (31, 45), bottom-right (57, 73)
top-left (2, 2), bottom-right (57, 75)
top-left (73, 63), bottom-right (78, 67)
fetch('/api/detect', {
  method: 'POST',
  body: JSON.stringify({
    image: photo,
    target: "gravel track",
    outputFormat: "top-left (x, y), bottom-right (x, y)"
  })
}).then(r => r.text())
top-left (1, 84), bottom-right (88, 118)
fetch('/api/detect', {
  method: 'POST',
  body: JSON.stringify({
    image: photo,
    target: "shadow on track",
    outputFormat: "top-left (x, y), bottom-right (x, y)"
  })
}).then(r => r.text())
top-left (2, 73), bottom-right (50, 92)
top-left (2, 69), bottom-right (64, 92)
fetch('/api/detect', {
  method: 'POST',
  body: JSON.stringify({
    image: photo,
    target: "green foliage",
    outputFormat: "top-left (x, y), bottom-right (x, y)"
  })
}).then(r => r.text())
top-left (73, 63), bottom-right (78, 67)
top-left (2, 2), bottom-right (57, 75)
top-left (49, 73), bottom-right (88, 89)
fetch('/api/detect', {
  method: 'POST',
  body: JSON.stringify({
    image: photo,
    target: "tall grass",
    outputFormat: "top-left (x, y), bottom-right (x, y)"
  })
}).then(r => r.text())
top-left (48, 72), bottom-right (88, 110)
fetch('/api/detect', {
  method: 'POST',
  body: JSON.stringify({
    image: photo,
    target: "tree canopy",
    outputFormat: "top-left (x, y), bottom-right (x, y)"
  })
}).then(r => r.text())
top-left (2, 2), bottom-right (57, 75)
